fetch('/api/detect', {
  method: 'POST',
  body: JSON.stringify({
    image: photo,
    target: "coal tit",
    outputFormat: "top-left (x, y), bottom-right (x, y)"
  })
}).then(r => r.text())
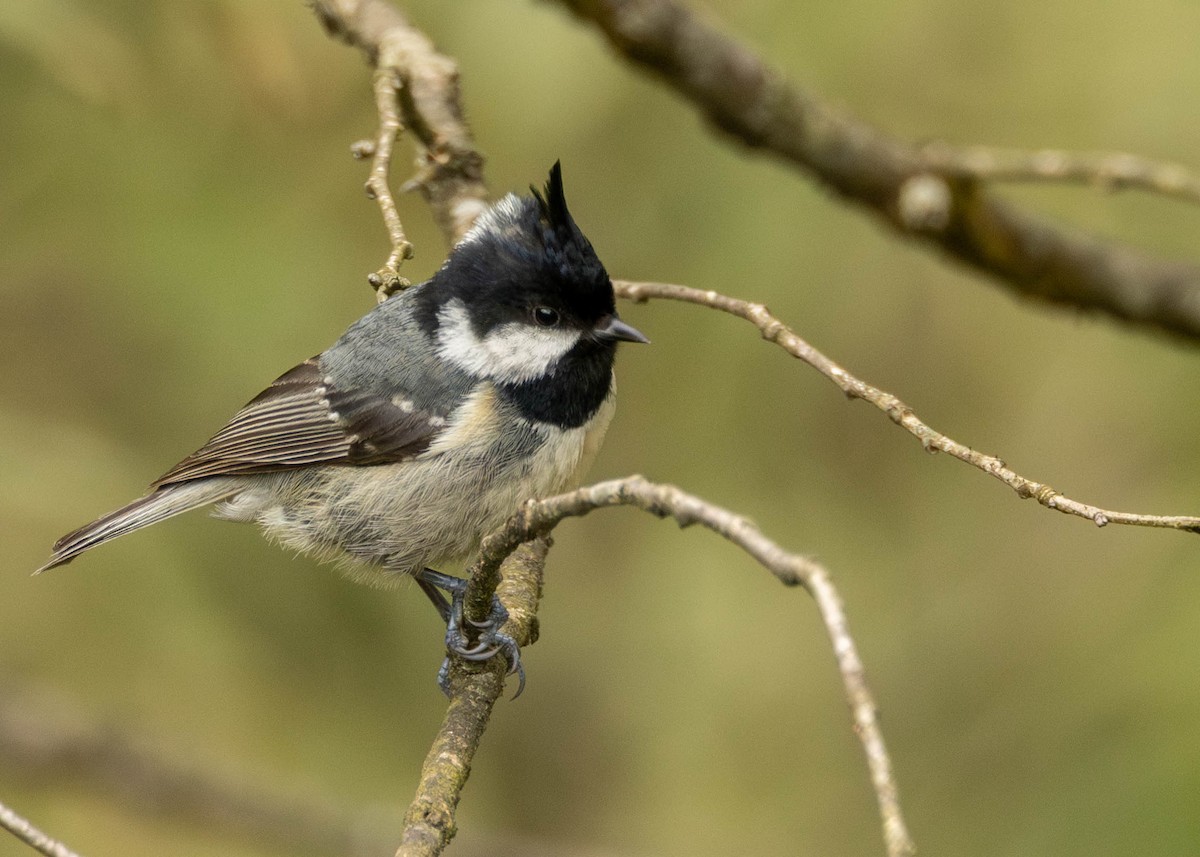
top-left (39, 163), bottom-right (647, 690)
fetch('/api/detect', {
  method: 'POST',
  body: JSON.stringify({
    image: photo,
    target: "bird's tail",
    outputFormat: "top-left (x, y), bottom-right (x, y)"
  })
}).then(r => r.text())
top-left (36, 479), bottom-right (238, 573)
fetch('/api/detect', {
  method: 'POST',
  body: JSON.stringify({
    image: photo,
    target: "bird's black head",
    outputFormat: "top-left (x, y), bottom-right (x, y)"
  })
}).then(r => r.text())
top-left (417, 163), bottom-right (647, 398)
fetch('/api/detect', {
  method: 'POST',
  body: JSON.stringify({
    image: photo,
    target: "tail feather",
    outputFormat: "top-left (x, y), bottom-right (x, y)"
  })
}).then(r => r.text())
top-left (37, 480), bottom-right (238, 573)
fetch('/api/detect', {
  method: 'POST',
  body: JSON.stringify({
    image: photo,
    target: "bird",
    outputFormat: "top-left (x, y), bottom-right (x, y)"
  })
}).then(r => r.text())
top-left (38, 162), bottom-right (648, 694)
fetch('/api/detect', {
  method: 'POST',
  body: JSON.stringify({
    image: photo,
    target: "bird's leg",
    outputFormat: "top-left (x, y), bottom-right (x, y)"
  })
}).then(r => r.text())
top-left (415, 568), bottom-right (526, 698)
top-left (415, 576), bottom-right (452, 623)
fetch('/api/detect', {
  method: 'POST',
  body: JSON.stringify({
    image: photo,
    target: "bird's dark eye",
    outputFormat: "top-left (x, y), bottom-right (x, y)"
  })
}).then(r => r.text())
top-left (532, 306), bottom-right (561, 327)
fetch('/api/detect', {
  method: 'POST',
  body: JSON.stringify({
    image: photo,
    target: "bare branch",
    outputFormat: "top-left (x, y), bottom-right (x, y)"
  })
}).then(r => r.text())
top-left (921, 142), bottom-right (1200, 206)
top-left (397, 540), bottom-right (548, 857)
top-left (0, 798), bottom-right (83, 857)
top-left (467, 476), bottom-right (915, 857)
top-left (354, 64), bottom-right (416, 300)
top-left (553, 0), bottom-right (1200, 342)
top-left (314, 0), bottom-right (489, 253)
top-left (616, 279), bottom-right (1200, 533)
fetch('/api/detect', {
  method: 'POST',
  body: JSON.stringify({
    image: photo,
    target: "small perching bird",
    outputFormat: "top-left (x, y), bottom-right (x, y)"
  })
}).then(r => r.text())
top-left (39, 163), bottom-right (647, 693)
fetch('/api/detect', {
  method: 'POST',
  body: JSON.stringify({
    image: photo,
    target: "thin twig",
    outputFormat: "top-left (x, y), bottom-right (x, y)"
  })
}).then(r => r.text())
top-left (922, 142), bottom-right (1200, 206)
top-left (0, 798), bottom-right (84, 857)
top-left (616, 279), bottom-right (1200, 533)
top-left (314, 0), bottom-right (489, 249)
top-left (465, 476), bottom-right (915, 857)
top-left (358, 64), bottom-right (415, 300)
top-left (553, 0), bottom-right (1200, 342)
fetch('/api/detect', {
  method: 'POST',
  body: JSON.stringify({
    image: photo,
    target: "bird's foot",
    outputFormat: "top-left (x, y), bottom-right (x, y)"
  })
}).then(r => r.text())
top-left (418, 569), bottom-right (525, 698)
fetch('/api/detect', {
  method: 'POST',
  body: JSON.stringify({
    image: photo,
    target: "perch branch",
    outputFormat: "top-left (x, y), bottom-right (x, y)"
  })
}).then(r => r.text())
top-left (0, 798), bottom-right (83, 857)
top-left (465, 476), bottom-right (914, 857)
top-left (396, 540), bottom-right (547, 857)
top-left (314, 0), bottom-right (489, 255)
top-left (554, 0), bottom-right (1200, 342)
top-left (616, 279), bottom-right (1200, 533)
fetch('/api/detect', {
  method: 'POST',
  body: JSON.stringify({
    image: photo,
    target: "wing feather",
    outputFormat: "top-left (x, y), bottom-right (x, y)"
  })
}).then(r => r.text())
top-left (151, 357), bottom-right (445, 488)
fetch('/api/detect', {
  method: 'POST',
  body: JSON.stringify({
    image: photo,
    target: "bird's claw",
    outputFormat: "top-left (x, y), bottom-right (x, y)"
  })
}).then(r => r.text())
top-left (449, 641), bottom-right (499, 659)
top-left (437, 586), bottom-right (526, 699)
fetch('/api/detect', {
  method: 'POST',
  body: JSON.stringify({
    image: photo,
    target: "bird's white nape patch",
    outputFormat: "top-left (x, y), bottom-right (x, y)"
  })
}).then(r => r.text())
top-left (455, 194), bottom-right (525, 247)
top-left (436, 298), bottom-right (581, 384)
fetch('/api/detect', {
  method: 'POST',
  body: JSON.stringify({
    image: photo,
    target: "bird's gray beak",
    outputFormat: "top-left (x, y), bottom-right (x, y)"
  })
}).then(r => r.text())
top-left (594, 315), bottom-right (650, 344)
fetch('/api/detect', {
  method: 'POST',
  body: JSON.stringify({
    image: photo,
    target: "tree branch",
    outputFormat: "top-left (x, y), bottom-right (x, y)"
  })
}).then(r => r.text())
top-left (352, 63), bottom-right (416, 300)
top-left (553, 0), bottom-right (1200, 342)
top-left (467, 476), bottom-right (915, 857)
top-left (615, 279), bottom-right (1200, 533)
top-left (396, 540), bottom-right (547, 857)
top-left (313, 0), bottom-right (489, 255)
top-left (920, 142), bottom-right (1200, 206)
top-left (0, 798), bottom-right (83, 857)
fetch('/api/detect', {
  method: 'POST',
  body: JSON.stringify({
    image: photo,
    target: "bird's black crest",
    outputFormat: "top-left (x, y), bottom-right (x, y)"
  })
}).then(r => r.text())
top-left (527, 162), bottom-right (607, 294)
top-left (414, 161), bottom-right (615, 339)
top-left (531, 161), bottom-right (572, 233)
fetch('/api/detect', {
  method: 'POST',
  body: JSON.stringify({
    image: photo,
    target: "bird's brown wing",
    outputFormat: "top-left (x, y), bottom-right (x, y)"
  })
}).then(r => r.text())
top-left (151, 357), bottom-right (447, 488)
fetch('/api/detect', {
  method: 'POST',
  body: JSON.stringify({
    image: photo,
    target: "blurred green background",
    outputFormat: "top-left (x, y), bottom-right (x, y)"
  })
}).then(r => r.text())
top-left (5, 1), bottom-right (1200, 855)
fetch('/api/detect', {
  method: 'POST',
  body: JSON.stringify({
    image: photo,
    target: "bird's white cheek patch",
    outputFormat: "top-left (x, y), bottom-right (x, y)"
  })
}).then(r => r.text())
top-left (480, 324), bottom-right (581, 383)
top-left (437, 299), bottom-right (581, 383)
